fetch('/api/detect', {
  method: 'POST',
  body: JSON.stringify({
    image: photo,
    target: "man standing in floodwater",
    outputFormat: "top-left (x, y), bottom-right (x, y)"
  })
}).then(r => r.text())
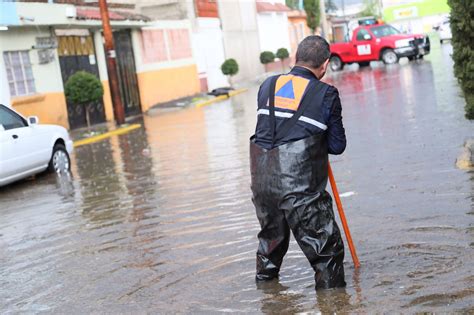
top-left (250, 36), bottom-right (347, 289)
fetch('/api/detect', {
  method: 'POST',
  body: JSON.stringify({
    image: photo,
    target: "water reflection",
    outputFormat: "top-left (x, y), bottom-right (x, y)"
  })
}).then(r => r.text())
top-left (256, 280), bottom-right (306, 314)
top-left (75, 137), bottom-right (125, 223)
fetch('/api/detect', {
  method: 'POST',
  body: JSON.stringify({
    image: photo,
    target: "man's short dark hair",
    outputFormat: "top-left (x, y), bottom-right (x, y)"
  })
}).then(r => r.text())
top-left (295, 35), bottom-right (330, 68)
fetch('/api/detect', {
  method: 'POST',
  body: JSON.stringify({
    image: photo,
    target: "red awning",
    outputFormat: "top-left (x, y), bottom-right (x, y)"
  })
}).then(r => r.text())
top-left (256, 2), bottom-right (291, 13)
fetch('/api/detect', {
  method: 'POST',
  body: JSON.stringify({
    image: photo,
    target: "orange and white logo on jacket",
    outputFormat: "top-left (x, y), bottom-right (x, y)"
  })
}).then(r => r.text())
top-left (273, 75), bottom-right (310, 111)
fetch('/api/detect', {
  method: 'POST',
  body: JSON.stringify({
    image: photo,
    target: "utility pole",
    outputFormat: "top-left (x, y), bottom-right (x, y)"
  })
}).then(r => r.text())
top-left (319, 0), bottom-right (329, 40)
top-left (341, 0), bottom-right (349, 41)
top-left (98, 0), bottom-right (125, 125)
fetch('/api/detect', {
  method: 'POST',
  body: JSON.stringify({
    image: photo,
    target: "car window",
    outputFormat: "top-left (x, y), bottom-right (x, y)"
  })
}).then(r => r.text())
top-left (356, 29), bottom-right (371, 41)
top-left (0, 106), bottom-right (28, 130)
top-left (371, 25), bottom-right (401, 38)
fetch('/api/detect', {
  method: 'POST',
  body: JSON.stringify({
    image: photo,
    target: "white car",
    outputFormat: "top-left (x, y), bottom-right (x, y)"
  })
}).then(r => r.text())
top-left (0, 104), bottom-right (73, 186)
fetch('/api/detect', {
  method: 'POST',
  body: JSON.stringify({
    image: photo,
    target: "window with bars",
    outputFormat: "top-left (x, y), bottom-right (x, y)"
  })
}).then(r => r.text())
top-left (3, 51), bottom-right (36, 97)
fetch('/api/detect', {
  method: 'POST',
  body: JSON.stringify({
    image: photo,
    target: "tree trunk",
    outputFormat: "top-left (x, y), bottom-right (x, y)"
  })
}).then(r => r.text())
top-left (85, 103), bottom-right (91, 128)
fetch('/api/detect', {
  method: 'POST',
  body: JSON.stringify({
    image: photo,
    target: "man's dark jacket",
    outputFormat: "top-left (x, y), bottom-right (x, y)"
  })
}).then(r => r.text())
top-left (254, 66), bottom-right (346, 154)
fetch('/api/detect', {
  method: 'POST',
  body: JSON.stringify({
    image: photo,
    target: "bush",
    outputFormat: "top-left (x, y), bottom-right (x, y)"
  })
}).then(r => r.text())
top-left (221, 59), bottom-right (239, 77)
top-left (260, 51), bottom-right (275, 64)
top-left (276, 48), bottom-right (290, 60)
top-left (448, 0), bottom-right (474, 119)
top-left (65, 71), bottom-right (103, 104)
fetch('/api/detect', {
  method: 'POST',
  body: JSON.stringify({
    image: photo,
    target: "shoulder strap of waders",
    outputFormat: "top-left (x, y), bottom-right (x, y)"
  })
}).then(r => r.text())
top-left (268, 75), bottom-right (279, 148)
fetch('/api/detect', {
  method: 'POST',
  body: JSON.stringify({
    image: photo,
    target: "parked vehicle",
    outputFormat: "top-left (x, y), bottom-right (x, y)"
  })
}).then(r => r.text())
top-left (434, 18), bottom-right (452, 43)
top-left (0, 104), bottom-right (73, 187)
top-left (329, 23), bottom-right (430, 71)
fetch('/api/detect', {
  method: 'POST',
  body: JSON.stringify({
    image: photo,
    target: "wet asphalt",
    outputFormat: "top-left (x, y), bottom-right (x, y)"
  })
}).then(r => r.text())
top-left (0, 41), bottom-right (473, 313)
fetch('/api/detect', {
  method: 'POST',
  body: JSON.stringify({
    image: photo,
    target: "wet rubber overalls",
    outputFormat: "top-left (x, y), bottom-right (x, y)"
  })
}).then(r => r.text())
top-left (250, 74), bottom-right (346, 290)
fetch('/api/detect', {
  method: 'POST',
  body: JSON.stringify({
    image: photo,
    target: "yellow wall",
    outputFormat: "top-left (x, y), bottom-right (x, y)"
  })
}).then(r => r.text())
top-left (137, 64), bottom-right (200, 112)
top-left (12, 93), bottom-right (69, 129)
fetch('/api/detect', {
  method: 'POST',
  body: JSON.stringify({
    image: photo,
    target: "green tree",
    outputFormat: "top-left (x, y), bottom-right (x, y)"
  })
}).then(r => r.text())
top-left (304, 0), bottom-right (321, 34)
top-left (276, 48), bottom-right (290, 71)
top-left (358, 0), bottom-right (379, 18)
top-left (221, 58), bottom-right (239, 87)
top-left (286, 0), bottom-right (299, 9)
top-left (65, 71), bottom-right (103, 127)
top-left (260, 51), bottom-right (276, 65)
top-left (448, 0), bottom-right (474, 119)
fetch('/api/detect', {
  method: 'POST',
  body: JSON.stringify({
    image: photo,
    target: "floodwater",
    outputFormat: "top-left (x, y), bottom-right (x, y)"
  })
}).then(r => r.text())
top-left (1, 42), bottom-right (473, 313)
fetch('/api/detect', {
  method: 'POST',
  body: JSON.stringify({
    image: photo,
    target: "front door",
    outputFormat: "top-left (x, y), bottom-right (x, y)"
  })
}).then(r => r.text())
top-left (352, 29), bottom-right (376, 62)
top-left (58, 35), bottom-right (106, 129)
top-left (113, 30), bottom-right (141, 117)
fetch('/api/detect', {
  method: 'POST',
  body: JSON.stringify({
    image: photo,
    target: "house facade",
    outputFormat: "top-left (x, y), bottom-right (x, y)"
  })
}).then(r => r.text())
top-left (0, 1), bottom-right (201, 129)
top-left (0, 0), bottom-right (309, 129)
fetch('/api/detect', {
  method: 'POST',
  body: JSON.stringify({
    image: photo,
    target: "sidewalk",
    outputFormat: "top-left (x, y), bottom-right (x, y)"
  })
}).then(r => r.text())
top-left (70, 86), bottom-right (250, 147)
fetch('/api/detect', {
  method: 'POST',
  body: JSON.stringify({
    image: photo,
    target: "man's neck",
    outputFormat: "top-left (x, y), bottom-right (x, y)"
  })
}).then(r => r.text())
top-left (295, 64), bottom-right (321, 79)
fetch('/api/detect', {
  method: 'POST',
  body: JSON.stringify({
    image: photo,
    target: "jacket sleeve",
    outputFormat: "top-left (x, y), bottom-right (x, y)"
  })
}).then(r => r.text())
top-left (325, 87), bottom-right (346, 155)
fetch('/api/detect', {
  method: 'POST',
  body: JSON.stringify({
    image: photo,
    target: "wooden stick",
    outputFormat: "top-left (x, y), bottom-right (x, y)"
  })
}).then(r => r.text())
top-left (328, 162), bottom-right (361, 268)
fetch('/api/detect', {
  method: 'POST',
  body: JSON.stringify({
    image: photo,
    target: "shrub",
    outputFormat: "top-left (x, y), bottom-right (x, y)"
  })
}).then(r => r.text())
top-left (65, 71), bottom-right (103, 105)
top-left (221, 59), bottom-right (239, 86)
top-left (260, 51), bottom-right (275, 64)
top-left (276, 48), bottom-right (290, 71)
top-left (221, 59), bottom-right (239, 77)
top-left (276, 48), bottom-right (290, 60)
top-left (448, 0), bottom-right (474, 119)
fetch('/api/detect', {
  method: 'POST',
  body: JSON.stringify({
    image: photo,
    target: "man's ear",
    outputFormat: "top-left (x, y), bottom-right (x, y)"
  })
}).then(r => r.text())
top-left (323, 58), bottom-right (330, 71)
top-left (318, 58), bottom-right (330, 79)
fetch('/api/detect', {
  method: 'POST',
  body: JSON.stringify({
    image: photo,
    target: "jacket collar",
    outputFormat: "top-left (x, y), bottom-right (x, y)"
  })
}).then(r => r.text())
top-left (290, 66), bottom-right (318, 80)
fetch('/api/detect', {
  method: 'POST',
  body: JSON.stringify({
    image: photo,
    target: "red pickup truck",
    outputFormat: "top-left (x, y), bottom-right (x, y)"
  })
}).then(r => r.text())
top-left (329, 23), bottom-right (430, 71)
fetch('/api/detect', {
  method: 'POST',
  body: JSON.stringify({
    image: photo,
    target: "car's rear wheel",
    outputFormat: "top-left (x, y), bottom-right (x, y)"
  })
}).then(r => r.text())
top-left (330, 55), bottom-right (344, 71)
top-left (382, 49), bottom-right (399, 64)
top-left (48, 144), bottom-right (71, 174)
top-left (358, 61), bottom-right (370, 68)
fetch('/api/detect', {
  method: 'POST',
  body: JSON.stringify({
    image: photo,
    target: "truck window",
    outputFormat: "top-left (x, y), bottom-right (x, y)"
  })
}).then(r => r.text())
top-left (371, 25), bottom-right (401, 38)
top-left (356, 29), bottom-right (372, 41)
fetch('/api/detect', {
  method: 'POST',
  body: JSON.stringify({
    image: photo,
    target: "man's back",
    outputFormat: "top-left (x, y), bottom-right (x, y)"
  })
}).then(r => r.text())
top-left (254, 66), bottom-right (346, 155)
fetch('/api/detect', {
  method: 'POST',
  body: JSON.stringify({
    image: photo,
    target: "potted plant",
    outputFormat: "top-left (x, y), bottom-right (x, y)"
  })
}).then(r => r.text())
top-left (260, 51), bottom-right (276, 72)
top-left (276, 48), bottom-right (290, 72)
top-left (221, 58), bottom-right (239, 87)
top-left (64, 71), bottom-right (104, 127)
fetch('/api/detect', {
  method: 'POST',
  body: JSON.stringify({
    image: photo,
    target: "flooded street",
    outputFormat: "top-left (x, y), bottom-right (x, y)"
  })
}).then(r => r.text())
top-left (1, 42), bottom-right (473, 313)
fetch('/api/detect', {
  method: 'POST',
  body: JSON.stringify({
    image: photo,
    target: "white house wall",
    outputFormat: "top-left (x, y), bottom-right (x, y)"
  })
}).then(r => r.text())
top-left (257, 12), bottom-right (291, 53)
top-left (92, 30), bottom-right (109, 82)
top-left (218, 0), bottom-right (264, 82)
top-left (0, 54), bottom-right (10, 107)
top-left (0, 27), bottom-right (64, 94)
top-left (192, 18), bottom-right (228, 90)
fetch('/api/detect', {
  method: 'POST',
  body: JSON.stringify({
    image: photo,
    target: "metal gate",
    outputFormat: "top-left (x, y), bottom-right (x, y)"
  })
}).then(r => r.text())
top-left (113, 30), bottom-right (141, 117)
top-left (58, 35), bottom-right (106, 129)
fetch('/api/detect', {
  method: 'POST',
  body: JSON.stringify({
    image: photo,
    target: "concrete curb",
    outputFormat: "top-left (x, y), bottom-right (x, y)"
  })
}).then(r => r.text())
top-left (73, 124), bottom-right (141, 148)
top-left (195, 89), bottom-right (248, 108)
top-left (72, 88), bottom-right (249, 148)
